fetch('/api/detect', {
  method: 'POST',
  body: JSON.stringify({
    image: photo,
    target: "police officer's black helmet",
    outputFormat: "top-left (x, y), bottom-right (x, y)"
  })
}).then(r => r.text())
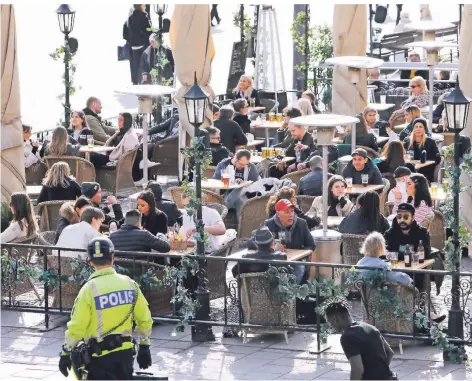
top-left (88, 237), bottom-right (115, 260)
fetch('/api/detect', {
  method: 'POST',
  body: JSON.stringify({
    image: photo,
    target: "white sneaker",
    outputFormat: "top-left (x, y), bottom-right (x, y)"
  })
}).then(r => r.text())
top-left (139, 160), bottom-right (160, 170)
top-left (134, 178), bottom-right (146, 187)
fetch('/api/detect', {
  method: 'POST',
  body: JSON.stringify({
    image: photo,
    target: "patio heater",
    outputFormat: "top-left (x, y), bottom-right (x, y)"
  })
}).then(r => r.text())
top-left (325, 56), bottom-right (383, 153)
top-left (114, 85), bottom-right (176, 184)
top-left (183, 73), bottom-right (215, 342)
top-left (291, 114), bottom-right (359, 354)
top-left (442, 79), bottom-right (471, 361)
top-left (405, 20), bottom-right (455, 132)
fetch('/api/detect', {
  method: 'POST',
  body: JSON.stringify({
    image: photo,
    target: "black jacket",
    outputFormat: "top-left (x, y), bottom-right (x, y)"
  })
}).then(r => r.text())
top-left (231, 247), bottom-right (287, 278)
top-left (231, 88), bottom-right (260, 106)
top-left (210, 142), bottom-right (231, 166)
top-left (92, 201), bottom-right (124, 227)
top-left (433, 103), bottom-right (444, 124)
top-left (149, 110), bottom-right (179, 141)
top-left (341, 158), bottom-right (384, 186)
top-left (384, 220), bottom-right (431, 261)
top-left (127, 10), bottom-right (152, 47)
top-left (109, 224), bottom-right (170, 253)
top-left (343, 132), bottom-right (378, 152)
top-left (214, 119), bottom-right (248, 153)
top-left (156, 199), bottom-right (182, 227)
top-left (233, 113), bottom-right (251, 134)
top-left (264, 215), bottom-right (316, 251)
top-left (339, 209), bottom-right (390, 235)
top-left (285, 132), bottom-right (314, 163)
top-left (400, 69), bottom-right (429, 81)
top-left (139, 45), bottom-right (175, 84)
top-left (403, 137), bottom-right (440, 182)
top-left (142, 211), bottom-right (168, 235)
top-left (267, 205), bottom-right (320, 231)
top-left (69, 127), bottom-right (94, 145)
top-left (37, 178), bottom-right (82, 204)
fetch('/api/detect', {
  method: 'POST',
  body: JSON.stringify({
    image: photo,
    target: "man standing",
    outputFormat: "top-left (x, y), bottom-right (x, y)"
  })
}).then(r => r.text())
top-left (342, 148), bottom-right (383, 185)
top-left (83, 97), bottom-right (117, 144)
top-left (210, 4), bottom-right (221, 26)
top-left (58, 237), bottom-right (153, 379)
top-left (298, 155), bottom-right (323, 196)
top-left (323, 297), bottom-right (397, 380)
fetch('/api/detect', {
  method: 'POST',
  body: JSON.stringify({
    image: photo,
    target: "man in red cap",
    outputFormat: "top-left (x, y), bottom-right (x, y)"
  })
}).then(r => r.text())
top-left (264, 199), bottom-right (316, 283)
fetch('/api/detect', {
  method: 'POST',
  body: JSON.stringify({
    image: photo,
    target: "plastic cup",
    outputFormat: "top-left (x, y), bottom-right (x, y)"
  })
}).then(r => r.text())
top-left (389, 252), bottom-right (398, 268)
top-left (361, 174), bottom-right (369, 186)
top-left (380, 95), bottom-right (387, 104)
top-left (346, 177), bottom-right (353, 191)
top-left (87, 136), bottom-right (94, 148)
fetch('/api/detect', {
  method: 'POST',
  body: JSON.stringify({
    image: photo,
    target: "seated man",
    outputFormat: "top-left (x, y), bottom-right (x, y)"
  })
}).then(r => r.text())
top-left (363, 106), bottom-right (391, 139)
top-left (341, 148), bottom-right (383, 186)
top-left (214, 105), bottom-right (248, 153)
top-left (81, 182), bottom-right (123, 228)
top-left (298, 156), bottom-right (323, 196)
top-left (232, 99), bottom-right (251, 134)
top-left (109, 210), bottom-right (170, 253)
top-left (208, 126), bottom-right (231, 166)
top-left (213, 149), bottom-right (259, 183)
top-left (83, 96), bottom-right (116, 144)
top-left (264, 199), bottom-right (316, 283)
top-left (54, 207), bottom-right (104, 258)
top-left (232, 227), bottom-right (286, 277)
top-left (273, 106), bottom-right (302, 146)
top-left (146, 181), bottom-right (183, 227)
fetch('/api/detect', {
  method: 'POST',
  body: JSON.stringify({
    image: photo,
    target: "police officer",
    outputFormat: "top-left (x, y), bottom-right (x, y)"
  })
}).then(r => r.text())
top-left (59, 237), bottom-right (153, 379)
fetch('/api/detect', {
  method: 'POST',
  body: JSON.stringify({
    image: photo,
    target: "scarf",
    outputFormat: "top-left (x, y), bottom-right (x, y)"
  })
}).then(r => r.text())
top-left (273, 214), bottom-right (298, 247)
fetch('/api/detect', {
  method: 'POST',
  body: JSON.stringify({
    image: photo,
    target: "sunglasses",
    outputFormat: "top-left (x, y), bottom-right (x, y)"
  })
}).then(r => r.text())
top-left (396, 213), bottom-right (411, 221)
top-left (410, 85), bottom-right (418, 89)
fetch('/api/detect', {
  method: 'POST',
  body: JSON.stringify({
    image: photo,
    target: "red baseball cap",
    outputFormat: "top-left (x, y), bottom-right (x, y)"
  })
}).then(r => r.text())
top-left (275, 199), bottom-right (295, 212)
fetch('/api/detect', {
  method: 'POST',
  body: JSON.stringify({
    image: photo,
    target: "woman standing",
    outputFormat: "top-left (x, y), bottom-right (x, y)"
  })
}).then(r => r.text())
top-left (127, 4), bottom-right (152, 85)
top-left (69, 110), bottom-right (93, 145)
top-left (231, 75), bottom-right (260, 106)
top-left (136, 190), bottom-right (168, 235)
top-left (40, 126), bottom-right (81, 158)
top-left (37, 162), bottom-right (82, 204)
top-left (1, 193), bottom-right (39, 243)
top-left (308, 175), bottom-right (354, 218)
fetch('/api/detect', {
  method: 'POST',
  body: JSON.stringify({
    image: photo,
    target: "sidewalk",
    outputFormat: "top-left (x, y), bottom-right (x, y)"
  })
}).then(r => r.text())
top-left (1, 310), bottom-right (471, 380)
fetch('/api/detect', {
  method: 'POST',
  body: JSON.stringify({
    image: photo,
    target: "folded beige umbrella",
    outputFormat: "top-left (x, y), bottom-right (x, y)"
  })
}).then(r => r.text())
top-left (1, 5), bottom-right (25, 202)
top-left (331, 5), bottom-right (368, 115)
top-left (170, 4), bottom-right (215, 180)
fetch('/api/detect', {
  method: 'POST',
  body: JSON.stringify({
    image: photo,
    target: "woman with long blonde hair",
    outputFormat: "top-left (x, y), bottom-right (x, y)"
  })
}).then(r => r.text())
top-left (40, 126), bottom-right (80, 157)
top-left (37, 161), bottom-right (82, 203)
top-left (296, 98), bottom-right (314, 116)
top-left (231, 75), bottom-right (260, 106)
top-left (389, 76), bottom-right (429, 124)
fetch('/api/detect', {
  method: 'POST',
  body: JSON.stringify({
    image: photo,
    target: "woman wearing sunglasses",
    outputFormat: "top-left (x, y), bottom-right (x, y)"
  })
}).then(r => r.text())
top-left (391, 173), bottom-right (434, 227)
top-left (388, 76), bottom-right (429, 125)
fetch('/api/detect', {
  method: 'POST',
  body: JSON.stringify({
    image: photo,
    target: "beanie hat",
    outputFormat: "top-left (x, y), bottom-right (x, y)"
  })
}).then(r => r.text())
top-left (81, 182), bottom-right (100, 199)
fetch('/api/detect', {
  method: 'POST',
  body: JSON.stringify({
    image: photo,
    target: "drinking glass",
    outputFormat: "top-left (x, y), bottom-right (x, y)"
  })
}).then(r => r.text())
top-left (412, 253), bottom-right (420, 267)
top-left (407, 150), bottom-right (414, 161)
top-left (431, 182), bottom-right (438, 198)
top-left (404, 153), bottom-right (411, 162)
top-left (278, 231), bottom-right (286, 249)
top-left (276, 113), bottom-right (283, 123)
top-left (250, 98), bottom-right (256, 107)
top-left (346, 177), bottom-right (353, 191)
top-left (389, 252), bottom-right (398, 268)
top-left (222, 174), bottom-right (230, 187)
top-left (361, 174), bottom-right (369, 186)
top-left (380, 95), bottom-right (387, 104)
top-left (373, 128), bottom-right (379, 137)
top-left (261, 114), bottom-right (267, 122)
top-left (87, 136), bottom-right (95, 149)
top-left (269, 113), bottom-right (276, 122)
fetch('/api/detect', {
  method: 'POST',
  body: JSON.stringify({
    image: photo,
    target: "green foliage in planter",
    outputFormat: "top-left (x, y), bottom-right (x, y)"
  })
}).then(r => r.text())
top-left (1, 202), bottom-right (13, 233)
top-left (1, 251), bottom-right (42, 286)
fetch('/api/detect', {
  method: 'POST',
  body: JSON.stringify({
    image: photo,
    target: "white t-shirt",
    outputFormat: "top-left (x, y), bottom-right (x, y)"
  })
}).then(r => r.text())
top-left (54, 221), bottom-right (101, 258)
top-left (179, 206), bottom-right (225, 252)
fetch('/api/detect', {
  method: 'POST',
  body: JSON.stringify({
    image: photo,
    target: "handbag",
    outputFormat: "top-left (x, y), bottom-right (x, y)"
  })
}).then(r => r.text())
top-left (118, 43), bottom-right (131, 61)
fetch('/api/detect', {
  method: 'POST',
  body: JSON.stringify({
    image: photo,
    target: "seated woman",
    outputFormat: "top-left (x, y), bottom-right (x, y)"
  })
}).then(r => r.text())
top-left (266, 186), bottom-right (320, 230)
top-left (40, 126), bottom-right (81, 158)
top-left (308, 175), bottom-right (354, 218)
top-left (231, 75), bottom-right (260, 106)
top-left (397, 105), bottom-right (426, 141)
top-left (356, 232), bottom-right (412, 285)
top-left (376, 141), bottom-right (407, 174)
top-left (403, 118), bottom-right (440, 182)
top-left (69, 110), bottom-right (93, 145)
top-left (55, 196), bottom-right (92, 243)
top-left (363, 106), bottom-right (391, 141)
top-left (1, 192), bottom-right (38, 243)
top-left (301, 90), bottom-right (321, 114)
top-left (296, 98), bottom-right (314, 116)
top-left (136, 190), bottom-right (168, 235)
top-left (391, 173), bottom-right (434, 227)
top-left (37, 161), bottom-right (82, 204)
top-left (89, 112), bottom-right (139, 168)
top-left (23, 124), bottom-right (40, 168)
top-left (232, 98), bottom-right (251, 134)
top-left (339, 191), bottom-right (390, 235)
top-left (343, 115), bottom-right (378, 152)
top-left (389, 76), bottom-right (429, 125)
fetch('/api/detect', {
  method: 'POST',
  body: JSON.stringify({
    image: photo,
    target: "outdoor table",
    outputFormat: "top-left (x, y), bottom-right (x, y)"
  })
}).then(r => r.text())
top-left (369, 103), bottom-right (396, 112)
top-left (236, 139), bottom-right (264, 150)
top-left (395, 258), bottom-right (435, 270)
top-left (248, 106), bottom-right (265, 113)
top-left (80, 145), bottom-right (115, 161)
top-left (251, 155), bottom-right (295, 165)
top-left (251, 121), bottom-right (283, 146)
top-left (26, 185), bottom-right (42, 198)
top-left (346, 184), bottom-right (384, 195)
top-left (410, 160), bottom-right (435, 170)
top-left (230, 248), bottom-right (313, 262)
top-left (332, 136), bottom-right (388, 145)
top-left (201, 179), bottom-right (253, 190)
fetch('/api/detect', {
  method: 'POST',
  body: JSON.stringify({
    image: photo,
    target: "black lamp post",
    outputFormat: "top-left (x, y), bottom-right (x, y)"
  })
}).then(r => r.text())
top-left (183, 73), bottom-right (215, 342)
top-left (443, 78), bottom-right (471, 359)
top-left (56, 4), bottom-right (75, 128)
top-left (154, 4), bottom-right (168, 47)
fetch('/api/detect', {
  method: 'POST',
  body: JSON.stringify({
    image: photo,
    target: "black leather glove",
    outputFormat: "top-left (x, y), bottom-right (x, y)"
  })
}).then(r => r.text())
top-left (339, 196), bottom-right (347, 208)
top-left (137, 344), bottom-right (152, 369)
top-left (59, 351), bottom-right (72, 377)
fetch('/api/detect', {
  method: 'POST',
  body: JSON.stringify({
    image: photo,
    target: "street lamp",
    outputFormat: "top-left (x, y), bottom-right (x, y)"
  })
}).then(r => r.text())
top-left (183, 72), bottom-right (214, 342)
top-left (443, 79), bottom-right (471, 360)
top-left (56, 4), bottom-right (75, 128)
top-left (154, 4), bottom-right (168, 44)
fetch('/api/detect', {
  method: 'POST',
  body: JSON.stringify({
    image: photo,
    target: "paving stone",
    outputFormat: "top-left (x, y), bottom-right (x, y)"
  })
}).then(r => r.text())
top-left (313, 369), bottom-right (349, 380)
top-left (10, 369), bottom-right (55, 379)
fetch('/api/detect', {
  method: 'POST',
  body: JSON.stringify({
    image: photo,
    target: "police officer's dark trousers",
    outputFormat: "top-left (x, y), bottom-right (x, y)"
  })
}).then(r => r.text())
top-left (87, 349), bottom-right (134, 380)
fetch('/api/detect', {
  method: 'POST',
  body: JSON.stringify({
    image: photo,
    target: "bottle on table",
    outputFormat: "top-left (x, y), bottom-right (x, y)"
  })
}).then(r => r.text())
top-left (417, 240), bottom-right (425, 264)
top-left (403, 245), bottom-right (411, 268)
top-left (410, 244), bottom-right (419, 266)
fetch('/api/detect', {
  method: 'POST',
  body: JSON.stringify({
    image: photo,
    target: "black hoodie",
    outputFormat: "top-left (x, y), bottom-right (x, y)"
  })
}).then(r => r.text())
top-left (384, 219), bottom-right (431, 261)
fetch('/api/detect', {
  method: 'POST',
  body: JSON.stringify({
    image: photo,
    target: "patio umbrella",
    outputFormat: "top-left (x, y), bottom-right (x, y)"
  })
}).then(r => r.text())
top-left (459, 5), bottom-right (472, 230)
top-left (1, 5), bottom-right (25, 202)
top-left (331, 5), bottom-right (368, 115)
top-left (170, 4), bottom-right (215, 180)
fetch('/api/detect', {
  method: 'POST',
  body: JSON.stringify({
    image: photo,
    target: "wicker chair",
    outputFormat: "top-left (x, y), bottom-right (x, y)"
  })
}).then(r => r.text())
top-left (361, 282), bottom-right (420, 352)
top-left (38, 231), bottom-right (57, 246)
top-left (381, 172), bottom-right (396, 191)
top-left (296, 195), bottom-right (316, 214)
top-left (281, 168), bottom-right (310, 194)
top-left (47, 255), bottom-right (83, 309)
top-left (378, 178), bottom-right (390, 216)
top-left (237, 194), bottom-right (271, 239)
top-left (114, 257), bottom-right (173, 316)
top-left (205, 202), bottom-right (228, 220)
top-left (342, 234), bottom-right (367, 265)
top-left (433, 157), bottom-right (444, 183)
top-left (45, 156), bottom-right (96, 183)
top-left (239, 272), bottom-right (296, 343)
top-left (207, 237), bottom-right (236, 299)
top-left (256, 158), bottom-right (271, 178)
top-left (429, 210), bottom-right (446, 253)
top-left (203, 166), bottom-right (216, 180)
top-left (25, 162), bottom-right (47, 185)
top-left (168, 186), bottom-right (225, 209)
top-left (151, 135), bottom-right (179, 176)
top-left (357, 145), bottom-right (379, 159)
top-left (38, 200), bottom-right (67, 232)
top-left (95, 149), bottom-right (137, 197)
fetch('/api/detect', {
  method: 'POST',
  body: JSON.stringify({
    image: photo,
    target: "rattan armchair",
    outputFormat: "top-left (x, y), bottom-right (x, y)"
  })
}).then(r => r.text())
top-left (207, 237), bottom-right (236, 299)
top-left (25, 162), bottom-right (48, 186)
top-left (38, 200), bottom-right (67, 232)
top-left (95, 149), bottom-right (137, 197)
top-left (357, 145), bottom-right (379, 160)
top-left (47, 255), bottom-right (83, 309)
top-left (281, 168), bottom-right (310, 193)
top-left (204, 166), bottom-right (216, 180)
top-left (205, 203), bottom-right (228, 220)
top-left (237, 194), bottom-right (271, 239)
top-left (296, 195), bottom-right (316, 214)
top-left (168, 186), bottom-right (225, 209)
top-left (341, 234), bottom-right (367, 265)
top-left (378, 178), bottom-right (390, 216)
top-left (151, 135), bottom-right (179, 176)
top-left (45, 156), bottom-right (96, 183)
top-left (429, 210), bottom-right (446, 253)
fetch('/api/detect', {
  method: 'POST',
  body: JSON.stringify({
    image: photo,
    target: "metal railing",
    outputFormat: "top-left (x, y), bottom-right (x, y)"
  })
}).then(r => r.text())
top-left (2, 242), bottom-right (472, 349)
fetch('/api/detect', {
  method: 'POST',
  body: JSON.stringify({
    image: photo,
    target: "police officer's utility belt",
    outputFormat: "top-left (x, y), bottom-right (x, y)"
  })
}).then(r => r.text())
top-left (89, 335), bottom-right (133, 354)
